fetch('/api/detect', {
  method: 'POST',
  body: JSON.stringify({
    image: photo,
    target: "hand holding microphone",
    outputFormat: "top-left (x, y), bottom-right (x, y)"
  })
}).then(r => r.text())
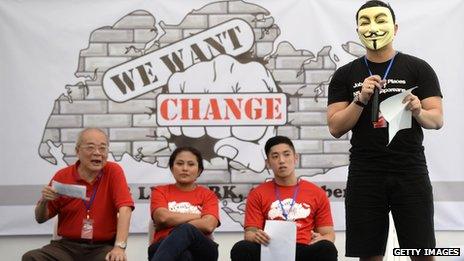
top-left (360, 75), bottom-right (385, 122)
top-left (361, 52), bottom-right (396, 122)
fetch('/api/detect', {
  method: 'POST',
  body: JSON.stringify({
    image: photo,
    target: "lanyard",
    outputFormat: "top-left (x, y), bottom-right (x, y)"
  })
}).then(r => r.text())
top-left (82, 173), bottom-right (102, 219)
top-left (363, 52), bottom-right (397, 81)
top-left (274, 180), bottom-right (300, 221)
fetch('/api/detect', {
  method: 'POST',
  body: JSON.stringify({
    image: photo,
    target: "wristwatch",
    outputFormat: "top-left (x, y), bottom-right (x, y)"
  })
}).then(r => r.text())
top-left (353, 93), bottom-right (367, 107)
top-left (114, 241), bottom-right (127, 250)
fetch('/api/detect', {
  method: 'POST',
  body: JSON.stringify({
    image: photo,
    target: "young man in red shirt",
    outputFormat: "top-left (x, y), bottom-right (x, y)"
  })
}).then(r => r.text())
top-left (231, 136), bottom-right (337, 261)
top-left (22, 128), bottom-right (134, 261)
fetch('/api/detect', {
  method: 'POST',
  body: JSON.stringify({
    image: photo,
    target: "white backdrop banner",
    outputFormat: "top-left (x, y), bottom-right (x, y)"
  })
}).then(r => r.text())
top-left (1, 0), bottom-right (463, 235)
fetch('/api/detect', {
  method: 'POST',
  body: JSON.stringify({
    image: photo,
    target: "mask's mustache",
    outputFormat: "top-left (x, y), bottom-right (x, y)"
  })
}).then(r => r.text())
top-left (363, 31), bottom-right (387, 38)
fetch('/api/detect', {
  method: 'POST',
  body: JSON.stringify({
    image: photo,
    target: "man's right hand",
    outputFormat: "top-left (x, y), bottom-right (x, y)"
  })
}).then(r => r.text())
top-left (359, 75), bottom-right (385, 104)
top-left (35, 186), bottom-right (58, 223)
top-left (40, 186), bottom-right (59, 202)
top-left (245, 227), bottom-right (271, 246)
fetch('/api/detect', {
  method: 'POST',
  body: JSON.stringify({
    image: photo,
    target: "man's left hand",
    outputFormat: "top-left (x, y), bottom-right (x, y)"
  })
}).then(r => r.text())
top-left (403, 93), bottom-right (422, 117)
top-left (105, 247), bottom-right (126, 261)
top-left (310, 230), bottom-right (332, 244)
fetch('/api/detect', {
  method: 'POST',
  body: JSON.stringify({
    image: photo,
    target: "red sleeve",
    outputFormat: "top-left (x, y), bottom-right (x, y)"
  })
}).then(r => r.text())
top-left (201, 189), bottom-right (220, 226)
top-left (110, 164), bottom-right (134, 210)
top-left (314, 190), bottom-right (334, 228)
top-left (244, 188), bottom-right (265, 230)
top-left (150, 186), bottom-right (169, 216)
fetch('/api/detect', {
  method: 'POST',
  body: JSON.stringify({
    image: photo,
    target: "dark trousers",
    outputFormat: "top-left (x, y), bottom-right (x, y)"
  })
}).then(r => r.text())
top-left (148, 223), bottom-right (218, 261)
top-left (230, 239), bottom-right (338, 261)
top-left (22, 239), bottom-right (114, 261)
top-left (345, 172), bottom-right (435, 257)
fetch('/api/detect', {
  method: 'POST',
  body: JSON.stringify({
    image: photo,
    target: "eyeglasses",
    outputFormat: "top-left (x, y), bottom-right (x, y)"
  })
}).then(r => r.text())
top-left (80, 145), bottom-right (108, 153)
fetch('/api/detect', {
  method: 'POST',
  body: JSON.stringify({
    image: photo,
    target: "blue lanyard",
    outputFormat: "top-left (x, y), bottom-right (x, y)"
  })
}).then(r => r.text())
top-left (363, 52), bottom-right (397, 81)
top-left (82, 173), bottom-right (102, 219)
top-left (274, 180), bottom-right (300, 221)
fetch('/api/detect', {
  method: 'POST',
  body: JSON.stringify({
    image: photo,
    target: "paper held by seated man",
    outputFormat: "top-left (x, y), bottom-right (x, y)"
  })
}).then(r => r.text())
top-left (52, 180), bottom-right (87, 200)
top-left (261, 220), bottom-right (297, 261)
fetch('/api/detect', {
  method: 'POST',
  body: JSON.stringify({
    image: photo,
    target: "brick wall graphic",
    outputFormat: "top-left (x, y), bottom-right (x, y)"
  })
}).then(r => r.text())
top-left (38, 0), bottom-right (364, 228)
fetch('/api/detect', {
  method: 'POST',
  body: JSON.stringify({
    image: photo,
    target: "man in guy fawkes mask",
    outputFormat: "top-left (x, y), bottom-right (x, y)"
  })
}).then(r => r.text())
top-left (327, 1), bottom-right (443, 260)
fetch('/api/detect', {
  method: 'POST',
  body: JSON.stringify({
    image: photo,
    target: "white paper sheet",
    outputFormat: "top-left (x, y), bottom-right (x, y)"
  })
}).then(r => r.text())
top-left (379, 87), bottom-right (418, 145)
top-left (261, 220), bottom-right (296, 261)
top-left (51, 180), bottom-right (87, 200)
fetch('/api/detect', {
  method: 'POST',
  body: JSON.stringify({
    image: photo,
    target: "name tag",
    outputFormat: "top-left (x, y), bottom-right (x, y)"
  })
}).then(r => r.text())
top-left (81, 218), bottom-right (93, 240)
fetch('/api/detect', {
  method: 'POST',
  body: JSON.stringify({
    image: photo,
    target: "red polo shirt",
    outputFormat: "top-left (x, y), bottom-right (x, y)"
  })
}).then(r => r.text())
top-left (46, 161), bottom-right (134, 241)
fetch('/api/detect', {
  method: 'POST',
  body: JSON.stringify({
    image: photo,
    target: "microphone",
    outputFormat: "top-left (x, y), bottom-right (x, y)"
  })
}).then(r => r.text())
top-left (371, 87), bottom-right (379, 122)
top-left (363, 53), bottom-right (396, 123)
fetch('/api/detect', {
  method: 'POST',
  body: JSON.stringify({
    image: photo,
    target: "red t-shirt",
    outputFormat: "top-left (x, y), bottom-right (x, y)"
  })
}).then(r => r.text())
top-left (150, 184), bottom-right (220, 243)
top-left (244, 180), bottom-right (333, 244)
top-left (46, 161), bottom-right (134, 241)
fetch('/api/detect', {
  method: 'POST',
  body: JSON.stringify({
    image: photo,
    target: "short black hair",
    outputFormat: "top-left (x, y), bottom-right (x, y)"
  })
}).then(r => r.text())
top-left (356, 0), bottom-right (396, 24)
top-left (264, 136), bottom-right (296, 156)
top-left (168, 147), bottom-right (204, 174)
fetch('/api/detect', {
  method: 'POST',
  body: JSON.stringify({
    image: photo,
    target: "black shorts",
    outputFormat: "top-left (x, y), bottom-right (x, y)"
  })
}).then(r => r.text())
top-left (345, 171), bottom-right (435, 257)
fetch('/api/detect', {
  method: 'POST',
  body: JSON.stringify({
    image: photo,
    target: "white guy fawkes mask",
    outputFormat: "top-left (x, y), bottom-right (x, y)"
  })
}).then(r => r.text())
top-left (357, 6), bottom-right (395, 50)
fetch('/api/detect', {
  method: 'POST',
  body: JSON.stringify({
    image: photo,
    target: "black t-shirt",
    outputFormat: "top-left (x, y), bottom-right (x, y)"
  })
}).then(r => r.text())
top-left (328, 52), bottom-right (442, 173)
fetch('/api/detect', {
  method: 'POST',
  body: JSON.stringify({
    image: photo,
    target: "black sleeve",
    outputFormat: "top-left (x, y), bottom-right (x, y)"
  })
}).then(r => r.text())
top-left (328, 65), bottom-right (352, 105)
top-left (412, 58), bottom-right (442, 100)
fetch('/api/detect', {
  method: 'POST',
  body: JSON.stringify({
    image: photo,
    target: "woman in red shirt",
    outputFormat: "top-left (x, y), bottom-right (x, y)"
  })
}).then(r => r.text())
top-left (148, 147), bottom-right (220, 261)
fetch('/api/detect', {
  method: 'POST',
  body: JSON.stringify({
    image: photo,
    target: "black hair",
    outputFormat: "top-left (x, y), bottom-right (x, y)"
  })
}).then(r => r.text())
top-left (356, 0), bottom-right (396, 24)
top-left (168, 147), bottom-right (204, 174)
top-left (264, 136), bottom-right (296, 156)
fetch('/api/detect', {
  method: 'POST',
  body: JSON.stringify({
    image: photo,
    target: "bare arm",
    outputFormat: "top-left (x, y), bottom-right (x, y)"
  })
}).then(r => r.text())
top-left (311, 226), bottom-right (335, 244)
top-left (327, 101), bottom-right (363, 138)
top-left (35, 186), bottom-right (58, 223)
top-left (152, 208), bottom-right (201, 229)
top-left (188, 214), bottom-right (218, 234)
top-left (35, 200), bottom-right (50, 224)
top-left (404, 95), bottom-right (443, 129)
top-left (328, 75), bottom-right (383, 138)
top-left (115, 206), bottom-right (132, 245)
top-left (105, 206), bottom-right (132, 261)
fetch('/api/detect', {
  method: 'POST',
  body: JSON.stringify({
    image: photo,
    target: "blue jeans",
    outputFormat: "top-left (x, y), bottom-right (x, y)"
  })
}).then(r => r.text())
top-left (148, 223), bottom-right (218, 261)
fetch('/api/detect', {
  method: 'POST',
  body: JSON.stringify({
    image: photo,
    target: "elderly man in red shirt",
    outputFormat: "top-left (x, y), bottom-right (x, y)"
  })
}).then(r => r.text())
top-left (22, 128), bottom-right (134, 261)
